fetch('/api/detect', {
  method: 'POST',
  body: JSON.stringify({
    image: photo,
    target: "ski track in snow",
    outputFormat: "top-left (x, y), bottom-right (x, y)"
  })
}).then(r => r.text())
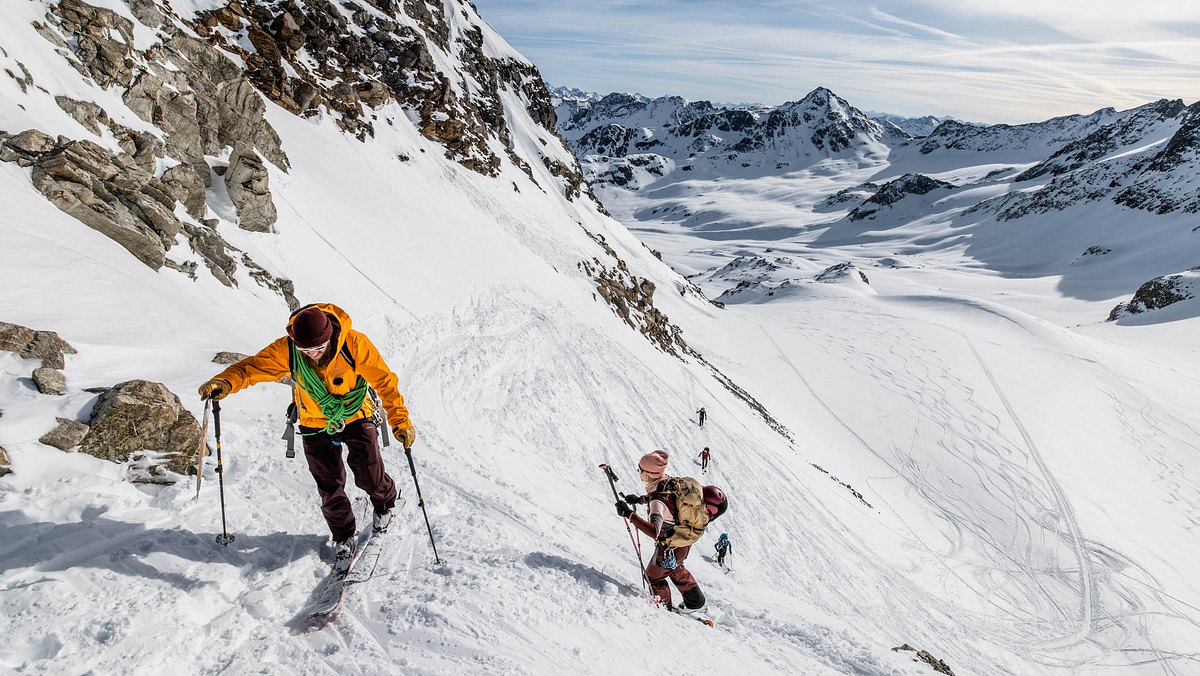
top-left (737, 294), bottom-right (1200, 673)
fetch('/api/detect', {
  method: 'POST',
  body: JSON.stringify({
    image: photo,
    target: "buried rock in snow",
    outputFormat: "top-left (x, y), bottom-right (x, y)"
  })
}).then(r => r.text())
top-left (79, 380), bottom-right (201, 483)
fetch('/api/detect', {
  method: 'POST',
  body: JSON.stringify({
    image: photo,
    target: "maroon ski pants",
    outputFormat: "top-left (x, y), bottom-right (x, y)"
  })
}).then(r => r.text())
top-left (301, 419), bottom-right (397, 541)
top-left (646, 544), bottom-right (705, 610)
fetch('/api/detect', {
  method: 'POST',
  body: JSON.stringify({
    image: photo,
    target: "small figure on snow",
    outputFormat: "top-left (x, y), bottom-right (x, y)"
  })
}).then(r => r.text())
top-left (696, 407), bottom-right (707, 428)
top-left (198, 304), bottom-right (416, 560)
top-left (615, 450), bottom-right (728, 616)
top-left (715, 533), bottom-right (731, 569)
top-left (697, 447), bottom-right (711, 472)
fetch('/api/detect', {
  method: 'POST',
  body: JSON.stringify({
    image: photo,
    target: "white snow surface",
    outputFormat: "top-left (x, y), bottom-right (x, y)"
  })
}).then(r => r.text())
top-left (2, 2), bottom-right (1200, 676)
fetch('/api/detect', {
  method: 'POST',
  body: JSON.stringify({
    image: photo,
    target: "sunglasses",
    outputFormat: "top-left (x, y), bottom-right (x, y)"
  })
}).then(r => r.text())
top-left (297, 341), bottom-right (329, 354)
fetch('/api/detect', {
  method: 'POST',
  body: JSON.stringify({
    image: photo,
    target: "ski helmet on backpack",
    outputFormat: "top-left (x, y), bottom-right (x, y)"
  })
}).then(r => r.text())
top-left (703, 485), bottom-right (728, 521)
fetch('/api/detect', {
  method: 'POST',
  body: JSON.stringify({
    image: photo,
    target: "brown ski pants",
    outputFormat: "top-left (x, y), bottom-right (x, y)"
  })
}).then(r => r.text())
top-left (646, 544), bottom-right (705, 610)
top-left (301, 419), bottom-right (397, 541)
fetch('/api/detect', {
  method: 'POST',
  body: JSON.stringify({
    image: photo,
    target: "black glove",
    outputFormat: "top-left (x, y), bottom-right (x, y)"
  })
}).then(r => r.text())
top-left (615, 500), bottom-right (634, 518)
top-left (623, 494), bottom-right (643, 506)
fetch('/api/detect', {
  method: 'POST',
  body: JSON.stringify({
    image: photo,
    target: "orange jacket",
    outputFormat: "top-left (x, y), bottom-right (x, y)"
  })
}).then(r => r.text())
top-left (211, 303), bottom-right (411, 431)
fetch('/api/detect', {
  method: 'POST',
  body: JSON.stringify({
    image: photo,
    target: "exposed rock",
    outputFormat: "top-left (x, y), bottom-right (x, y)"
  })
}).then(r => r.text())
top-left (46, 1), bottom-right (289, 172)
top-left (892, 644), bottom-right (955, 676)
top-left (32, 367), bottom-right (67, 395)
top-left (21, 136), bottom-right (180, 269)
top-left (39, 417), bottom-right (90, 450)
top-left (1108, 268), bottom-right (1199, 320)
top-left (0, 446), bottom-right (10, 477)
top-left (1, 129), bottom-right (57, 165)
top-left (52, 0), bottom-right (136, 88)
top-left (78, 380), bottom-right (201, 481)
top-left (213, 351), bottom-right (248, 365)
top-left (181, 221), bottom-right (237, 286)
top-left (848, 173), bottom-right (953, 221)
top-left (161, 163), bottom-right (208, 219)
top-left (224, 144), bottom-right (278, 232)
top-left (815, 262), bottom-right (869, 284)
top-left (55, 96), bottom-right (109, 135)
top-left (241, 254), bottom-right (299, 309)
top-left (24, 329), bottom-right (78, 369)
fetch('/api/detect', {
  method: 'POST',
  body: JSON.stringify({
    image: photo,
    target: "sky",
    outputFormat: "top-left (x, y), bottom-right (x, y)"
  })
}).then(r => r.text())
top-left (471, 0), bottom-right (1200, 123)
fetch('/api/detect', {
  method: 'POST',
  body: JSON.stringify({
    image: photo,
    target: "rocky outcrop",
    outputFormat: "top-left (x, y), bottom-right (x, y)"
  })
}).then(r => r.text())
top-left (224, 144), bottom-right (278, 232)
top-left (577, 240), bottom-right (686, 357)
top-left (1108, 268), bottom-right (1199, 320)
top-left (10, 134), bottom-right (180, 269)
top-left (45, 0), bottom-right (289, 177)
top-left (0, 446), bottom-right (10, 477)
top-left (78, 380), bottom-right (202, 482)
top-left (815, 262), bottom-right (870, 284)
top-left (891, 644), bottom-right (955, 676)
top-left (32, 367), bottom-right (67, 396)
top-left (0, 321), bottom-right (76, 368)
top-left (161, 164), bottom-right (208, 220)
top-left (187, 0), bottom-right (509, 175)
top-left (39, 417), bottom-right (91, 450)
top-left (848, 174), bottom-right (953, 221)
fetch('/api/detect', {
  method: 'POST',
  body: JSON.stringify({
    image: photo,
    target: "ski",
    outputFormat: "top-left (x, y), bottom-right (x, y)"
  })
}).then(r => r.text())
top-left (300, 538), bottom-right (361, 629)
top-left (346, 499), bottom-right (402, 584)
top-left (672, 607), bottom-right (715, 627)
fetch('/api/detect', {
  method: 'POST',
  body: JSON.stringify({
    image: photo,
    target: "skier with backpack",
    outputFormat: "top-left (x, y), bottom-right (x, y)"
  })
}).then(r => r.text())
top-left (615, 450), bottom-right (728, 617)
top-left (697, 447), bottom-right (711, 472)
top-left (696, 407), bottom-right (707, 428)
top-left (197, 303), bottom-right (416, 561)
top-left (715, 533), bottom-right (731, 569)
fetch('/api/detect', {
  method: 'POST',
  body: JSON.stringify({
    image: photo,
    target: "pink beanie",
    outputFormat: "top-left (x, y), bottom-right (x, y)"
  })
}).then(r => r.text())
top-left (638, 450), bottom-right (669, 480)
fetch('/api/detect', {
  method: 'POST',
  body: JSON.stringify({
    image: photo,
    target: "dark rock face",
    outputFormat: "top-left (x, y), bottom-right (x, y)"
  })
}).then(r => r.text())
top-left (184, 0), bottom-right (555, 178)
top-left (0, 321), bottom-right (77, 369)
top-left (1108, 268), bottom-right (1199, 320)
top-left (0, 446), bottom-right (10, 476)
top-left (79, 380), bottom-right (201, 481)
top-left (848, 174), bottom-right (953, 221)
top-left (815, 262), bottom-right (869, 284)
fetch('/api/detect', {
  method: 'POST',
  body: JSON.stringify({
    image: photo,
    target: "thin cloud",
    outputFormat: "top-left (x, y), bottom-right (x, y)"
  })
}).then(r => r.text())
top-left (471, 0), bottom-right (1199, 123)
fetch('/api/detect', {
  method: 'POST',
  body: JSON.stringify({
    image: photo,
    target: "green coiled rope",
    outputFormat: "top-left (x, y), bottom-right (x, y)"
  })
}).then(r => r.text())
top-left (291, 343), bottom-right (370, 434)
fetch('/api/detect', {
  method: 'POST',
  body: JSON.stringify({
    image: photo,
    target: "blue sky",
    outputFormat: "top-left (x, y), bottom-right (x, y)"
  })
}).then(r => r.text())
top-left (470, 0), bottom-right (1200, 123)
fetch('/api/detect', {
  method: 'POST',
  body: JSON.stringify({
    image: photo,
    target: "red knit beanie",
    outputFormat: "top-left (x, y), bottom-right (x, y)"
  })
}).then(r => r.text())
top-left (288, 307), bottom-right (333, 348)
top-left (638, 450), bottom-right (669, 481)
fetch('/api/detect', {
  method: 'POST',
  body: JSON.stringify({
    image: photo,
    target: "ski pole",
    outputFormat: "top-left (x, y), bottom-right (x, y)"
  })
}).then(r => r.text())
top-left (211, 400), bottom-right (235, 546)
top-left (405, 445), bottom-right (441, 564)
top-left (599, 464), bottom-right (650, 590)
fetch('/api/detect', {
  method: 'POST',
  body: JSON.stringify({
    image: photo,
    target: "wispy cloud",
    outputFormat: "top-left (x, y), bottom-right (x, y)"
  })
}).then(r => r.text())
top-left (471, 0), bottom-right (1200, 122)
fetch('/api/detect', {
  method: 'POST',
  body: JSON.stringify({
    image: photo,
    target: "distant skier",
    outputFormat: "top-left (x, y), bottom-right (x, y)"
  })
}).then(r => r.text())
top-left (696, 407), bottom-right (706, 428)
top-left (715, 533), bottom-right (731, 569)
top-left (615, 450), bottom-right (727, 616)
top-left (698, 447), bottom-right (711, 472)
top-left (198, 304), bottom-right (417, 561)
